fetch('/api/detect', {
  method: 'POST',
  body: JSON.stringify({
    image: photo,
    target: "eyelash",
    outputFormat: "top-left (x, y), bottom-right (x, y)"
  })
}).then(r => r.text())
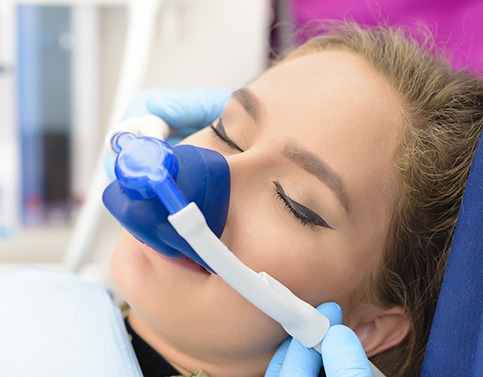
top-left (274, 181), bottom-right (332, 229)
top-left (210, 120), bottom-right (331, 229)
top-left (276, 190), bottom-right (311, 226)
top-left (210, 119), bottom-right (244, 152)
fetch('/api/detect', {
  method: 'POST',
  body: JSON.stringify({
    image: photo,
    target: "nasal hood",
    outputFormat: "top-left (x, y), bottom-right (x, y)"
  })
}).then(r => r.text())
top-left (103, 143), bottom-right (230, 271)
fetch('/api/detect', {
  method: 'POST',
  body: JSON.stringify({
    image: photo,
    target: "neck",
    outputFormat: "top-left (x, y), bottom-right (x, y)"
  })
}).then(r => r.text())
top-left (128, 309), bottom-right (273, 377)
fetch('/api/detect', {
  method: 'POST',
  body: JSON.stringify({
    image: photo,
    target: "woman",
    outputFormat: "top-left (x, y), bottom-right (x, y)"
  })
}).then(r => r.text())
top-left (110, 22), bottom-right (483, 377)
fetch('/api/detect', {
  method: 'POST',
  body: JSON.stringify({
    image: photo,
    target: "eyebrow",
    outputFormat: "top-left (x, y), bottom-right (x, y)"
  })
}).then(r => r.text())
top-left (282, 142), bottom-right (351, 213)
top-left (233, 88), bottom-right (263, 122)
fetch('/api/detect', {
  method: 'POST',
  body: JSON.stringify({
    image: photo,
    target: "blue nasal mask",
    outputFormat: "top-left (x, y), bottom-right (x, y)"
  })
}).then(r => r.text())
top-left (103, 132), bottom-right (230, 272)
top-left (101, 115), bottom-right (384, 377)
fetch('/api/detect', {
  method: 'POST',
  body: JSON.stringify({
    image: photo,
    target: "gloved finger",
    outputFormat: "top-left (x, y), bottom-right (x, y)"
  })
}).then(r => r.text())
top-left (264, 302), bottom-right (343, 377)
top-left (316, 301), bottom-right (343, 326)
top-left (146, 88), bottom-right (232, 132)
top-left (264, 338), bottom-right (291, 377)
top-left (277, 338), bottom-right (322, 377)
top-left (322, 325), bottom-right (373, 377)
top-left (276, 302), bottom-right (343, 377)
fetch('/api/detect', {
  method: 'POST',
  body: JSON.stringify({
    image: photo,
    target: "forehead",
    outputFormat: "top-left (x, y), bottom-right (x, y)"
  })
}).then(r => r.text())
top-left (246, 50), bottom-right (403, 216)
top-left (249, 50), bottom-right (396, 122)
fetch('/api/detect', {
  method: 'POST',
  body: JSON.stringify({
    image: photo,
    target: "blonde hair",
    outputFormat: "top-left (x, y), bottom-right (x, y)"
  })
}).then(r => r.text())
top-left (281, 22), bottom-right (483, 376)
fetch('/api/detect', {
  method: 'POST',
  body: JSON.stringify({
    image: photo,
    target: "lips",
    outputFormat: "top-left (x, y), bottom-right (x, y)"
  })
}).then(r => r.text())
top-left (152, 247), bottom-right (211, 275)
top-left (168, 255), bottom-right (211, 274)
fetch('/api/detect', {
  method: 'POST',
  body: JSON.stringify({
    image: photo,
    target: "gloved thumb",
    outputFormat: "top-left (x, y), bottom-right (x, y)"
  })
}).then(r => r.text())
top-left (322, 325), bottom-right (373, 377)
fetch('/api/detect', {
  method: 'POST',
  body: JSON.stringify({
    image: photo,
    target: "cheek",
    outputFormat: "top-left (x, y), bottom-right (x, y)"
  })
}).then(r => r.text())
top-left (110, 232), bottom-right (197, 313)
top-left (221, 188), bottom-right (362, 310)
top-left (110, 232), bottom-right (159, 307)
top-left (111, 233), bottom-right (288, 361)
top-left (254, 237), bottom-right (360, 307)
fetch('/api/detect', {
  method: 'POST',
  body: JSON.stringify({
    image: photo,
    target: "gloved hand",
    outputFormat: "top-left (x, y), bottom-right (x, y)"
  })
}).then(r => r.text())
top-left (265, 303), bottom-right (373, 377)
top-left (105, 87), bottom-right (232, 179)
top-left (121, 87), bottom-right (232, 144)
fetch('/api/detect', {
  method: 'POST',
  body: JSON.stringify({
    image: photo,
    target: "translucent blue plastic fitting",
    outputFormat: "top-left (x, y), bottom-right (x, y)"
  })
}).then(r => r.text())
top-left (103, 132), bottom-right (230, 271)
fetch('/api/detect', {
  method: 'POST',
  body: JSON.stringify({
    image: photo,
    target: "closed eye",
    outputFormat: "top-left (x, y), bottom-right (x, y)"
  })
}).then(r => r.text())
top-left (274, 181), bottom-right (333, 229)
top-left (210, 120), bottom-right (331, 229)
top-left (210, 119), bottom-right (244, 152)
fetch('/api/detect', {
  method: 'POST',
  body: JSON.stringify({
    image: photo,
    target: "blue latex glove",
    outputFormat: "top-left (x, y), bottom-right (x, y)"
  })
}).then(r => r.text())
top-left (122, 87), bottom-right (232, 144)
top-left (105, 87), bottom-right (232, 179)
top-left (321, 325), bottom-right (373, 377)
top-left (265, 303), bottom-right (373, 377)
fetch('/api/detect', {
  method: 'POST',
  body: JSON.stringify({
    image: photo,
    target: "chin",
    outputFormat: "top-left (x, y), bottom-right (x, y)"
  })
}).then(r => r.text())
top-left (110, 232), bottom-right (287, 369)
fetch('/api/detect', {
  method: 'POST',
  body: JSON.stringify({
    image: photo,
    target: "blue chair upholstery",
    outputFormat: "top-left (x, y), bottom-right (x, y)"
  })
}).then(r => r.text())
top-left (422, 132), bottom-right (483, 376)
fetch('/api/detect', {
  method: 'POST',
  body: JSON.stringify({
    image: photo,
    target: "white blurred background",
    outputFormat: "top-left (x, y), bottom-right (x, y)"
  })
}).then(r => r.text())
top-left (0, 0), bottom-right (295, 287)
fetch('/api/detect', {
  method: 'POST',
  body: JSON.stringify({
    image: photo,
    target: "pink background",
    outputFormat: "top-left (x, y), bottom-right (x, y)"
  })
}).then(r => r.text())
top-left (291, 0), bottom-right (482, 74)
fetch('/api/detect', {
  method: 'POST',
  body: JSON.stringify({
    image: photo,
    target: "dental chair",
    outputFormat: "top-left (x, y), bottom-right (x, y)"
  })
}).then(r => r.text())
top-left (421, 131), bottom-right (483, 376)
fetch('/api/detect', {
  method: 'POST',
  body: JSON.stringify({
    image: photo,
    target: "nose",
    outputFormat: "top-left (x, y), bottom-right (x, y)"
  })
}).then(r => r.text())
top-left (218, 147), bottom-right (272, 245)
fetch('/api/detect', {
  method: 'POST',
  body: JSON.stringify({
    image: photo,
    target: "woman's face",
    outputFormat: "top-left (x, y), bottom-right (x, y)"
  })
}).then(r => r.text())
top-left (111, 50), bottom-right (403, 376)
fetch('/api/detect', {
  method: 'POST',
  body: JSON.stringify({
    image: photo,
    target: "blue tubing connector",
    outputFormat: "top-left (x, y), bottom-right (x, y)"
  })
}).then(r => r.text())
top-left (103, 133), bottom-right (231, 272)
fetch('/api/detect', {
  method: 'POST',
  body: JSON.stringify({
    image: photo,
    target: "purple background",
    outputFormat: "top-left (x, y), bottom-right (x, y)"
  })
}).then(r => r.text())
top-left (290, 0), bottom-right (482, 74)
